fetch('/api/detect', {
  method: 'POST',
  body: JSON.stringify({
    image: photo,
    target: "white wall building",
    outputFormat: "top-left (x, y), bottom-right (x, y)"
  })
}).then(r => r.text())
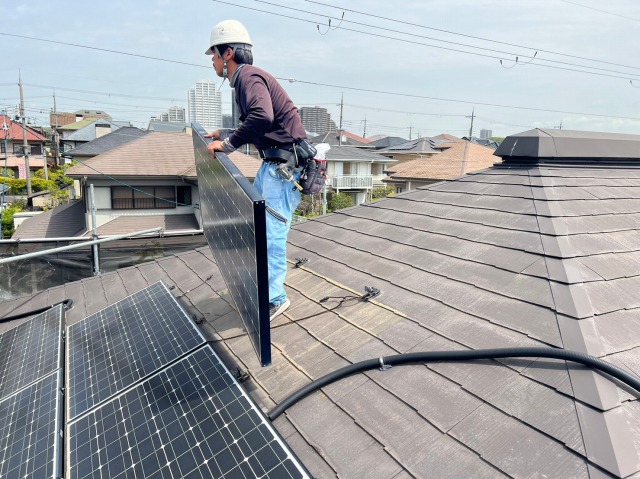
top-left (188, 80), bottom-right (222, 129)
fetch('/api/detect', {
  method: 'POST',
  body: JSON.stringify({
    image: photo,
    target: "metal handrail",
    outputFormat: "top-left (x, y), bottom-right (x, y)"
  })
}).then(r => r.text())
top-left (0, 227), bottom-right (162, 265)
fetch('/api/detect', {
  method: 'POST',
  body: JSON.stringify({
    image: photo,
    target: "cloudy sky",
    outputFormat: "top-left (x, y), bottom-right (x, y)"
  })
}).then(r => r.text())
top-left (2, 0), bottom-right (639, 139)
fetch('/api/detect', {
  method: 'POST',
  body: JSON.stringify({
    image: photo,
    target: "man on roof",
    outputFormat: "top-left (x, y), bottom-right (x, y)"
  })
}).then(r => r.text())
top-left (205, 19), bottom-right (314, 322)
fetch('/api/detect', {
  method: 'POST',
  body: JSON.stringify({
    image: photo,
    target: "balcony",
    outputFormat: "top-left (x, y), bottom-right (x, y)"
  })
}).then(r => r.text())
top-left (331, 175), bottom-right (373, 190)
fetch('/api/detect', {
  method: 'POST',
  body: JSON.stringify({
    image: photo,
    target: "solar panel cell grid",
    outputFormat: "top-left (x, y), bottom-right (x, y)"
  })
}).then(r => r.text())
top-left (67, 282), bottom-right (205, 420)
top-left (0, 304), bottom-right (63, 401)
top-left (68, 347), bottom-right (309, 479)
top-left (0, 371), bottom-right (62, 479)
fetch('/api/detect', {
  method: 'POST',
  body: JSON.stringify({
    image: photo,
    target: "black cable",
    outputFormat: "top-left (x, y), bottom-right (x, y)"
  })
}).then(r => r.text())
top-left (268, 347), bottom-right (640, 420)
top-left (0, 299), bottom-right (73, 324)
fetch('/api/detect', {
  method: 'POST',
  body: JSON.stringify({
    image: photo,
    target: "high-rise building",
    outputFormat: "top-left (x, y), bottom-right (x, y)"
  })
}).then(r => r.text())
top-left (480, 128), bottom-right (493, 140)
top-left (187, 80), bottom-right (222, 129)
top-left (299, 106), bottom-right (336, 135)
top-left (160, 106), bottom-right (186, 122)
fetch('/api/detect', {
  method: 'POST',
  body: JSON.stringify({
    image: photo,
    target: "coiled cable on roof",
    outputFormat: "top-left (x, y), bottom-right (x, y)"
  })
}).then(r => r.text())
top-left (267, 347), bottom-right (640, 420)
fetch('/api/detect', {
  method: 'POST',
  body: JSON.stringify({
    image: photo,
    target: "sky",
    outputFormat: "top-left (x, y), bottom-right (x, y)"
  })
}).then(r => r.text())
top-left (2, 0), bottom-right (640, 140)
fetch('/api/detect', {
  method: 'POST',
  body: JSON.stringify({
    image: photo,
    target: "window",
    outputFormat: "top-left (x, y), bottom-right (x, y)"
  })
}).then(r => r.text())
top-left (343, 162), bottom-right (352, 175)
top-left (111, 186), bottom-right (177, 209)
top-left (396, 186), bottom-right (404, 194)
top-left (176, 186), bottom-right (192, 206)
top-left (371, 163), bottom-right (382, 175)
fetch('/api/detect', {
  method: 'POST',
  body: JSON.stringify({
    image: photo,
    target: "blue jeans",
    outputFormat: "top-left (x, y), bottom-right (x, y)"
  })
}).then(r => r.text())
top-left (253, 162), bottom-right (301, 305)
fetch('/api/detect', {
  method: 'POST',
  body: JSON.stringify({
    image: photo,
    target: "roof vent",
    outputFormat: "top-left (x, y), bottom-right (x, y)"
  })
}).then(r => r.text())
top-left (494, 128), bottom-right (640, 166)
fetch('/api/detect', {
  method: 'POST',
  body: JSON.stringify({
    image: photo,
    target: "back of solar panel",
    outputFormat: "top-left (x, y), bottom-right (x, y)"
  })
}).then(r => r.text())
top-left (192, 123), bottom-right (272, 366)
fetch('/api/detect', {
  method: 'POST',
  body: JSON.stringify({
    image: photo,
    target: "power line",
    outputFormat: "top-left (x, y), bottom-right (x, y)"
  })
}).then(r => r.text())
top-left (558, 0), bottom-right (640, 23)
top-left (305, 0), bottom-right (640, 71)
top-left (0, 32), bottom-right (209, 69)
top-left (3, 27), bottom-right (639, 123)
top-left (282, 77), bottom-right (640, 121)
top-left (253, 0), bottom-right (640, 79)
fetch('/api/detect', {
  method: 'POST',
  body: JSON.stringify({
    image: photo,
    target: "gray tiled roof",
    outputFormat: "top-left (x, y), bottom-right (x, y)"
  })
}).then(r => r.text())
top-left (11, 200), bottom-right (86, 239)
top-left (1, 148), bottom-right (640, 476)
top-left (324, 144), bottom-right (396, 162)
top-left (64, 119), bottom-right (122, 142)
top-left (368, 136), bottom-right (409, 149)
top-left (65, 127), bottom-right (148, 157)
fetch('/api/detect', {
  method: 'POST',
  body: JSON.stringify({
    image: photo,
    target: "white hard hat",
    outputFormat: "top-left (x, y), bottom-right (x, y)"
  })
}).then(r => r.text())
top-left (205, 20), bottom-right (252, 55)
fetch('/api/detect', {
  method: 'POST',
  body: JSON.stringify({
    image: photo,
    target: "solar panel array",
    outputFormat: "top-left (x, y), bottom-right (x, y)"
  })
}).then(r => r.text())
top-left (66, 281), bottom-right (206, 419)
top-left (0, 304), bottom-right (63, 400)
top-left (68, 346), bottom-right (309, 479)
top-left (0, 371), bottom-right (63, 479)
top-left (193, 123), bottom-right (272, 366)
top-left (0, 305), bottom-right (65, 479)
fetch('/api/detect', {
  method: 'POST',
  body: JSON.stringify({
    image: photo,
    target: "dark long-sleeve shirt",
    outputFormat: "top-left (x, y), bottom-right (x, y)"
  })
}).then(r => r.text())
top-left (227, 65), bottom-right (307, 150)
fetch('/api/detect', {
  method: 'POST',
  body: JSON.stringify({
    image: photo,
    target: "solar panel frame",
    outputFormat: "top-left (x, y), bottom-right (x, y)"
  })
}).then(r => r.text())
top-left (0, 370), bottom-right (63, 479)
top-left (66, 281), bottom-right (206, 420)
top-left (193, 123), bottom-right (272, 366)
top-left (67, 345), bottom-right (310, 479)
top-left (0, 304), bottom-right (64, 401)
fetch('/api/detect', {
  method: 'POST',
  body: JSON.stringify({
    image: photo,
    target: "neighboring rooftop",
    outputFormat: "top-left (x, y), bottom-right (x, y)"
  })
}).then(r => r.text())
top-left (11, 200), bottom-right (86, 239)
top-left (0, 115), bottom-right (47, 142)
top-left (93, 213), bottom-right (200, 236)
top-left (65, 127), bottom-right (148, 157)
top-left (147, 120), bottom-right (191, 132)
top-left (368, 135), bottom-right (410, 149)
top-left (311, 131), bottom-right (373, 147)
top-left (63, 119), bottom-right (123, 142)
top-left (384, 141), bottom-right (500, 181)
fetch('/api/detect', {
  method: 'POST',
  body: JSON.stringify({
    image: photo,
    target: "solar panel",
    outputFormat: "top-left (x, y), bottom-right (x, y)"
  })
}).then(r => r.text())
top-left (66, 281), bottom-right (206, 420)
top-left (0, 371), bottom-right (63, 479)
top-left (0, 304), bottom-right (63, 401)
top-left (193, 123), bottom-right (272, 366)
top-left (67, 346), bottom-right (309, 479)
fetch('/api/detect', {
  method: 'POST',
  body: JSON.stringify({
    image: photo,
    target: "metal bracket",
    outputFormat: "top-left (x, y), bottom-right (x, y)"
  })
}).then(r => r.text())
top-left (234, 368), bottom-right (250, 383)
top-left (294, 257), bottom-right (309, 268)
top-left (379, 357), bottom-right (392, 371)
top-left (362, 286), bottom-right (381, 302)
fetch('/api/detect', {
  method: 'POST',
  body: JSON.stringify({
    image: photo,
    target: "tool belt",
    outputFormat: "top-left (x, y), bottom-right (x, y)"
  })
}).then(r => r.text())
top-left (259, 147), bottom-right (295, 164)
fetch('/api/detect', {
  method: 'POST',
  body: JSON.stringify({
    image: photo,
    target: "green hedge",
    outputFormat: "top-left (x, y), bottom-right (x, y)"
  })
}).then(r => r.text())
top-left (3, 177), bottom-right (51, 194)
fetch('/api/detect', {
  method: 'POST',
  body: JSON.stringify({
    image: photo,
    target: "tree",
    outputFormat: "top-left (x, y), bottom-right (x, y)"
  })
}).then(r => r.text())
top-left (328, 192), bottom-right (353, 211)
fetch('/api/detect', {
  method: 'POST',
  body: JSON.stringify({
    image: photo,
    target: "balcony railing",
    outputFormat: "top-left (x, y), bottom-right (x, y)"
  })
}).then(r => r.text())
top-left (331, 175), bottom-right (373, 189)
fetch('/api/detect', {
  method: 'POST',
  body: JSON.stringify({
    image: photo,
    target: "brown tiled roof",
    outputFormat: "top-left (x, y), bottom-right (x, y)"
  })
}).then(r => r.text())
top-left (66, 132), bottom-right (260, 180)
top-left (66, 132), bottom-right (197, 178)
top-left (3, 133), bottom-right (640, 478)
top-left (386, 141), bottom-right (500, 180)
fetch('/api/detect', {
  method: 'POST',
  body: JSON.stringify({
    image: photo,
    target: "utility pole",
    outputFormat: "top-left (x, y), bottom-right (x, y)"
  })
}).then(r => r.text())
top-left (467, 107), bottom-right (475, 139)
top-left (408, 125), bottom-right (412, 140)
top-left (19, 73), bottom-right (32, 197)
top-left (53, 90), bottom-right (60, 166)
top-left (2, 112), bottom-right (9, 222)
top-left (555, 120), bottom-right (563, 130)
top-left (361, 116), bottom-right (367, 139)
top-left (338, 93), bottom-right (344, 146)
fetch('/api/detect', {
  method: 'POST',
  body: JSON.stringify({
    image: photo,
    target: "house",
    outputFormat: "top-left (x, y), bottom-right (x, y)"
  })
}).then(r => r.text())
top-left (147, 119), bottom-right (192, 134)
top-left (50, 109), bottom-right (112, 128)
top-left (383, 140), bottom-right (500, 193)
top-left (63, 131), bottom-right (260, 237)
top-left (377, 133), bottom-right (462, 162)
top-left (324, 144), bottom-right (396, 204)
top-left (368, 135), bottom-right (410, 150)
top-left (59, 118), bottom-right (132, 153)
top-left (2, 127), bottom-right (640, 478)
top-left (311, 130), bottom-right (373, 148)
top-left (64, 127), bottom-right (148, 160)
top-left (1, 114), bottom-right (48, 177)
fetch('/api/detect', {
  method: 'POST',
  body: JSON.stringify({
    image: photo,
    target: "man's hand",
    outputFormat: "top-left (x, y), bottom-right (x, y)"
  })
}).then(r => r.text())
top-left (207, 140), bottom-right (224, 154)
top-left (204, 130), bottom-right (221, 140)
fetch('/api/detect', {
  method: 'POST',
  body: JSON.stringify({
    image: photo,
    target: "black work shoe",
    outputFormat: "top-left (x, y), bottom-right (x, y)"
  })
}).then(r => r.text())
top-left (269, 299), bottom-right (290, 322)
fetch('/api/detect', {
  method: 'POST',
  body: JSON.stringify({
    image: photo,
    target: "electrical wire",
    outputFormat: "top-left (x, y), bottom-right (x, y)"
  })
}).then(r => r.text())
top-left (253, 0), bottom-right (640, 79)
top-left (558, 0), bottom-right (640, 23)
top-left (306, 0), bottom-right (640, 71)
top-left (212, 0), bottom-right (640, 82)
